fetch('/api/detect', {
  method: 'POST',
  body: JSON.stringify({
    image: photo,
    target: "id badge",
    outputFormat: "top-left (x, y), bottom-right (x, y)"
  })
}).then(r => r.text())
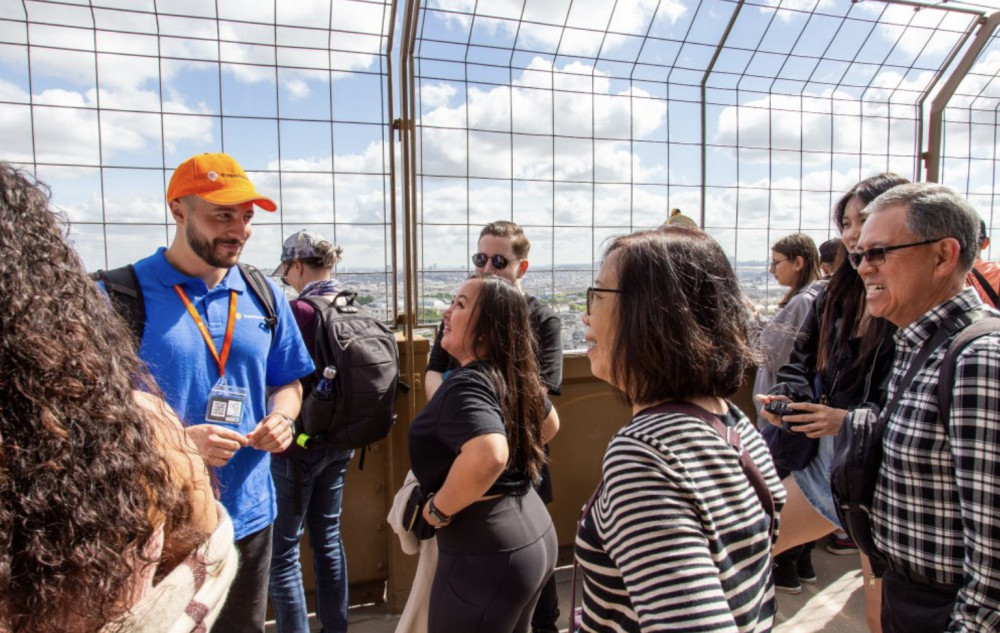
top-left (205, 380), bottom-right (249, 426)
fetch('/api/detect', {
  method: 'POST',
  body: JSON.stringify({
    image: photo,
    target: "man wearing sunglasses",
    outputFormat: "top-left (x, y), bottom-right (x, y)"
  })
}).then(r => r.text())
top-left (855, 183), bottom-right (1000, 632)
top-left (425, 220), bottom-right (564, 633)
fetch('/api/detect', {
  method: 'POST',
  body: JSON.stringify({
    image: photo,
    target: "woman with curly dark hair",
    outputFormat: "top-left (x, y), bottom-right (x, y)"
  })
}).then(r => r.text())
top-left (408, 275), bottom-right (556, 633)
top-left (0, 163), bottom-right (231, 633)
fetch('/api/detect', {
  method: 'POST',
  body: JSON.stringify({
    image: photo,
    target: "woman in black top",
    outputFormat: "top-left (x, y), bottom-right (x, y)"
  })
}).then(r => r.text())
top-left (409, 276), bottom-right (557, 633)
top-left (757, 173), bottom-right (907, 632)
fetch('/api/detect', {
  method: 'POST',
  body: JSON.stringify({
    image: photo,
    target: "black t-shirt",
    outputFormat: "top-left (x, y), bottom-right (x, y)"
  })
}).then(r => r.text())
top-left (426, 295), bottom-right (563, 394)
top-left (409, 361), bottom-right (532, 496)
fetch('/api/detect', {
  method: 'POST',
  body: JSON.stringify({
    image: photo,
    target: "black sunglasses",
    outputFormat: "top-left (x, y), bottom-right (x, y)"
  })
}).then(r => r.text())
top-left (848, 238), bottom-right (942, 269)
top-left (586, 286), bottom-right (625, 314)
top-left (472, 252), bottom-right (511, 270)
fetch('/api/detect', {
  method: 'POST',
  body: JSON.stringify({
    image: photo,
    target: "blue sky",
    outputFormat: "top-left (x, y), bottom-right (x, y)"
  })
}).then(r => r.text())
top-left (0, 0), bottom-right (998, 295)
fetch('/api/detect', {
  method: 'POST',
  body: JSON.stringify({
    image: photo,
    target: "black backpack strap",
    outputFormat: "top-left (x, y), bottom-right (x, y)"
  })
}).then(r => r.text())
top-left (937, 313), bottom-right (1000, 431)
top-left (92, 264), bottom-right (145, 342)
top-left (970, 267), bottom-right (1000, 309)
top-left (238, 263), bottom-right (277, 335)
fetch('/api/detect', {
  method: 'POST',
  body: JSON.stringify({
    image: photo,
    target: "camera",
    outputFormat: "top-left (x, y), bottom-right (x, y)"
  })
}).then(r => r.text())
top-left (764, 400), bottom-right (794, 417)
top-left (765, 400), bottom-right (805, 431)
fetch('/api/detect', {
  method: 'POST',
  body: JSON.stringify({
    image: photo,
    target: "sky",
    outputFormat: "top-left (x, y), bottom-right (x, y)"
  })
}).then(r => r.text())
top-left (0, 0), bottom-right (998, 302)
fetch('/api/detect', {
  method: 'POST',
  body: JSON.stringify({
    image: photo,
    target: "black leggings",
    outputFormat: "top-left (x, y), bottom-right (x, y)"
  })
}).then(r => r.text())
top-left (429, 492), bottom-right (557, 633)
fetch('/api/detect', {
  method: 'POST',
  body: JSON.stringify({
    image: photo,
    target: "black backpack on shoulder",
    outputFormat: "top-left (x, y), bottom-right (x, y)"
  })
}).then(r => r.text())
top-left (91, 262), bottom-right (278, 343)
top-left (296, 291), bottom-right (406, 465)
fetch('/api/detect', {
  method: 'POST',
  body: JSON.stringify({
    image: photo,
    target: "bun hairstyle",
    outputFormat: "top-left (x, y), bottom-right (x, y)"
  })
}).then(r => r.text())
top-left (302, 239), bottom-right (344, 271)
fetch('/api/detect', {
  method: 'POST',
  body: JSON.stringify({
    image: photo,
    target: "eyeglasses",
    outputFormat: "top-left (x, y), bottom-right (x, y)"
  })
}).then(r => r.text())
top-left (769, 258), bottom-right (788, 270)
top-left (847, 238), bottom-right (942, 269)
top-left (472, 252), bottom-right (512, 270)
top-left (586, 286), bottom-right (625, 314)
top-left (279, 262), bottom-right (292, 286)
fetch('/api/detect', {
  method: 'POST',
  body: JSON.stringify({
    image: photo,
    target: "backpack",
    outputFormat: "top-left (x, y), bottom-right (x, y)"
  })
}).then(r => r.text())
top-left (296, 291), bottom-right (405, 464)
top-left (830, 312), bottom-right (1000, 572)
top-left (92, 263), bottom-right (278, 343)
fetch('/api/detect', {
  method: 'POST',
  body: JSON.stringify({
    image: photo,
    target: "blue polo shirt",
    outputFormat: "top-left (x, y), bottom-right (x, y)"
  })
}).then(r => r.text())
top-left (133, 248), bottom-right (314, 539)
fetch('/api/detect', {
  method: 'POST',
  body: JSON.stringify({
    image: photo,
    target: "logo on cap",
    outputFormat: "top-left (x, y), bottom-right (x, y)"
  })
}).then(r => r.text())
top-left (207, 171), bottom-right (219, 182)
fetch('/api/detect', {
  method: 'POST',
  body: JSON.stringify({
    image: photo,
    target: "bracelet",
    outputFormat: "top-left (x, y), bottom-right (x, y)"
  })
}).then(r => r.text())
top-left (426, 493), bottom-right (453, 526)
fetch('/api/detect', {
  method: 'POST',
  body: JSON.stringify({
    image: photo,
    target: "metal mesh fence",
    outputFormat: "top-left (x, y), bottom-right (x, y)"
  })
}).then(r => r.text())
top-left (2, 0), bottom-right (998, 347)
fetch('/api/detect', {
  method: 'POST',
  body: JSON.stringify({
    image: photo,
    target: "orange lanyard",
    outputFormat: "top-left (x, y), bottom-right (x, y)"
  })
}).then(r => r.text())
top-left (174, 285), bottom-right (238, 378)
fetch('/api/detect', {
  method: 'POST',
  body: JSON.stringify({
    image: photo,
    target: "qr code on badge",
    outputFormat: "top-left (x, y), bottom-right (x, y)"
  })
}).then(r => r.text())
top-left (226, 400), bottom-right (242, 420)
top-left (210, 400), bottom-right (228, 418)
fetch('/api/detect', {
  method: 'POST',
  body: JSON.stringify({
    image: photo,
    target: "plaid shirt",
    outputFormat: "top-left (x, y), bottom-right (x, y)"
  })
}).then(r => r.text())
top-left (872, 287), bottom-right (1000, 632)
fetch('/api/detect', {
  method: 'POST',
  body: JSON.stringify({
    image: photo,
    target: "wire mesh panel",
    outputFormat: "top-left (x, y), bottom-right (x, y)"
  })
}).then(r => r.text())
top-left (0, 0), bottom-right (396, 318)
top-left (411, 0), bottom-right (1000, 347)
top-left (2, 0), bottom-right (998, 338)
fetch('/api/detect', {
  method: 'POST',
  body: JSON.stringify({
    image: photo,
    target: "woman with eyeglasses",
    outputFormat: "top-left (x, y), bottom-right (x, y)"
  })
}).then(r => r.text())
top-left (409, 275), bottom-right (557, 633)
top-left (753, 233), bottom-right (823, 594)
top-left (577, 226), bottom-right (785, 632)
top-left (754, 233), bottom-right (823, 401)
top-left (756, 173), bottom-right (907, 632)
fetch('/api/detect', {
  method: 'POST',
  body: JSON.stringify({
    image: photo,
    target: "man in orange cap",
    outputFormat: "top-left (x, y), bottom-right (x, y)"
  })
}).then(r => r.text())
top-left (122, 153), bottom-right (315, 632)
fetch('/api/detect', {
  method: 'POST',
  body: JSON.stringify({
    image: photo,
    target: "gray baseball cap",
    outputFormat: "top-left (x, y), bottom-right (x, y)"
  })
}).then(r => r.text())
top-left (273, 230), bottom-right (328, 275)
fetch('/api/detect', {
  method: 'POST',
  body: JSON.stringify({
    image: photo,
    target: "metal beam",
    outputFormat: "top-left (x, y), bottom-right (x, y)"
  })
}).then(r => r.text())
top-left (700, 0), bottom-right (744, 229)
top-left (926, 11), bottom-right (999, 182)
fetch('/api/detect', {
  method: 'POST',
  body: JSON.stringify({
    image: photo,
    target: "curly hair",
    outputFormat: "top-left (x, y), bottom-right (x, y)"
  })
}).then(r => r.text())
top-left (468, 277), bottom-right (547, 482)
top-left (0, 164), bottom-right (203, 633)
top-left (602, 226), bottom-right (760, 406)
top-left (772, 233), bottom-right (821, 307)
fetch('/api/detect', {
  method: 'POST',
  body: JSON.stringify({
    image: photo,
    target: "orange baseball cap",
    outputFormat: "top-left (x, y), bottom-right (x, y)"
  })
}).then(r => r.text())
top-left (166, 153), bottom-right (277, 211)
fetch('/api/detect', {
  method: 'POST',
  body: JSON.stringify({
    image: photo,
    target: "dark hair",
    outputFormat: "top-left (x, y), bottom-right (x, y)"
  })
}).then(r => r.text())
top-left (0, 164), bottom-right (204, 633)
top-left (818, 173), bottom-right (908, 382)
top-left (468, 277), bottom-right (546, 481)
top-left (480, 220), bottom-right (530, 259)
top-left (819, 238), bottom-right (841, 266)
top-left (864, 182), bottom-right (979, 272)
top-left (602, 227), bottom-right (759, 406)
top-left (772, 233), bottom-right (821, 307)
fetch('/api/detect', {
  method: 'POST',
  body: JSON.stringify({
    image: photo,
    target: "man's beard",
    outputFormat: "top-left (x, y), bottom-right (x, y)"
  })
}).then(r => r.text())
top-left (186, 222), bottom-right (243, 268)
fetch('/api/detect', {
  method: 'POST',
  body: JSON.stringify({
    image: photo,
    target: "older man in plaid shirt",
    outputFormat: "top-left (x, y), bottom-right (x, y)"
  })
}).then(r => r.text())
top-left (856, 183), bottom-right (1000, 632)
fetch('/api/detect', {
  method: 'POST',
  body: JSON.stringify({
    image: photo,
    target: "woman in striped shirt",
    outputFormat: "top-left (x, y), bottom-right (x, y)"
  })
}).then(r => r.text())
top-left (576, 227), bottom-right (786, 632)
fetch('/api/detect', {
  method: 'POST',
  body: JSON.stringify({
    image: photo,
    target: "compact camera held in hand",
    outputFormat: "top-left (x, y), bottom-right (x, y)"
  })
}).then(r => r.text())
top-left (765, 400), bottom-right (804, 432)
top-left (764, 400), bottom-right (794, 417)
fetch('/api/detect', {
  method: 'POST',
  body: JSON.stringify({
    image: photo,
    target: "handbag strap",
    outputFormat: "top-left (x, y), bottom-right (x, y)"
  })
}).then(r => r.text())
top-left (570, 482), bottom-right (604, 626)
top-left (570, 400), bottom-right (775, 623)
top-left (643, 401), bottom-right (776, 531)
top-left (871, 317), bottom-right (965, 445)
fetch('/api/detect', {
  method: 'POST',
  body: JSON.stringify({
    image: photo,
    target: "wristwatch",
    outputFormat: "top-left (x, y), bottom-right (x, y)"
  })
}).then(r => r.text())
top-left (426, 493), bottom-right (453, 526)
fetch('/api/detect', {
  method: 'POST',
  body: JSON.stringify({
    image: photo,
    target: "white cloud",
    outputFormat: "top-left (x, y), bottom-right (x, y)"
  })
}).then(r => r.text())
top-left (420, 82), bottom-right (457, 108)
top-left (428, 0), bottom-right (684, 55)
top-left (757, 0), bottom-right (837, 21)
top-left (418, 58), bottom-right (667, 181)
top-left (284, 77), bottom-right (311, 99)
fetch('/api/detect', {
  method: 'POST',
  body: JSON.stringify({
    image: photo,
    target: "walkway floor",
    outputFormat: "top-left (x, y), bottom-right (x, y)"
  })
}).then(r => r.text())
top-left (324, 543), bottom-right (869, 633)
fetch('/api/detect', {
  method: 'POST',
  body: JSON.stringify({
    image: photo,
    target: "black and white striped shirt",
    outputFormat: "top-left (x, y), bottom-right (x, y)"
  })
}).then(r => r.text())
top-left (872, 288), bottom-right (1000, 631)
top-left (575, 404), bottom-right (785, 632)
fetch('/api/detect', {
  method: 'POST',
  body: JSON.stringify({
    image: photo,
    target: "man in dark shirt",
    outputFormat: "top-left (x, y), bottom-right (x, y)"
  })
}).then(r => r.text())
top-left (424, 220), bottom-right (563, 633)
